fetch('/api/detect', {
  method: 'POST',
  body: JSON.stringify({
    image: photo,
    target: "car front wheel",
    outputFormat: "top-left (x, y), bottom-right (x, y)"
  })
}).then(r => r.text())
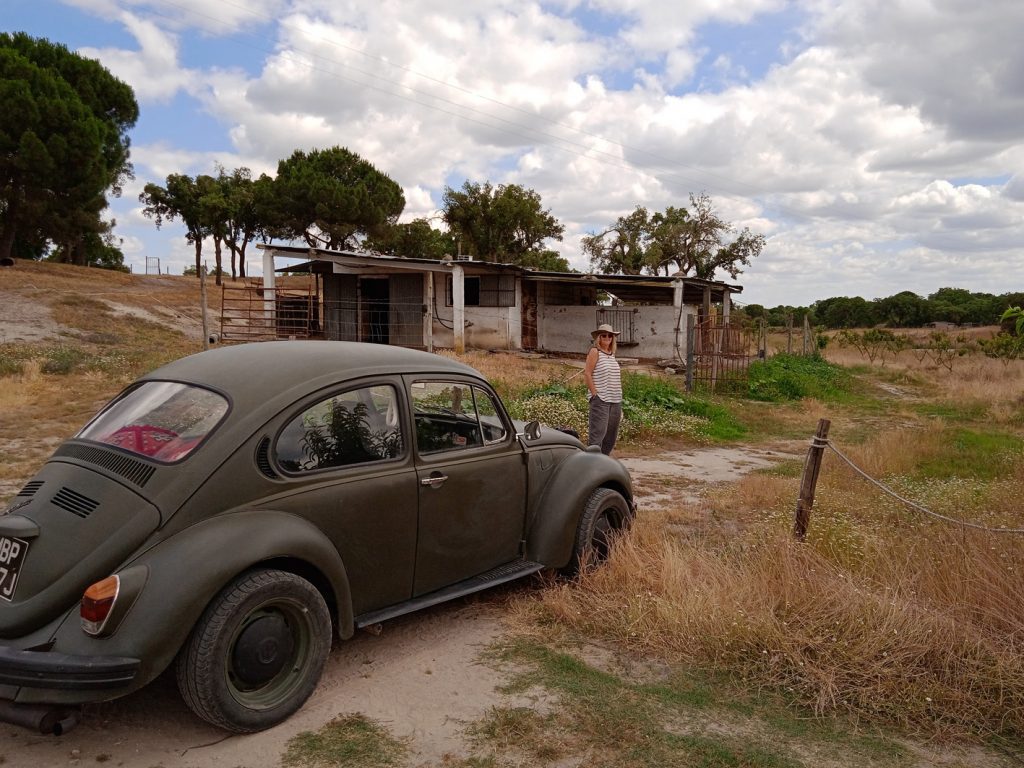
top-left (176, 569), bottom-right (332, 732)
top-left (563, 488), bottom-right (631, 576)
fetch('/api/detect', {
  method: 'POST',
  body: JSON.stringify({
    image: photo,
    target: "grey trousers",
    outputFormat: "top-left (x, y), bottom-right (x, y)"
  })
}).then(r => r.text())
top-left (588, 397), bottom-right (622, 455)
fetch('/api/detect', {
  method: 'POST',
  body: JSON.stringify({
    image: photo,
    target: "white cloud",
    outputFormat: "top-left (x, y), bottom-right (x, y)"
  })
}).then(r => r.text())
top-left (36, 0), bottom-right (1024, 305)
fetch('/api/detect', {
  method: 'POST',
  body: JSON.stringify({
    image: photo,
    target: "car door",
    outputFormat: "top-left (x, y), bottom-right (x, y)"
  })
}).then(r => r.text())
top-left (408, 378), bottom-right (526, 596)
top-left (270, 379), bottom-right (419, 615)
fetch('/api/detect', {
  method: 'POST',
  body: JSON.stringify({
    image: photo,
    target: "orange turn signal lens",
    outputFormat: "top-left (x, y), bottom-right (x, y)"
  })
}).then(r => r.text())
top-left (81, 575), bottom-right (120, 636)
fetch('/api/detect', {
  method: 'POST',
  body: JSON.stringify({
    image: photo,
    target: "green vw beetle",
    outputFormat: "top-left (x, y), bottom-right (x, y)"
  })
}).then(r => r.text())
top-left (0, 341), bottom-right (634, 734)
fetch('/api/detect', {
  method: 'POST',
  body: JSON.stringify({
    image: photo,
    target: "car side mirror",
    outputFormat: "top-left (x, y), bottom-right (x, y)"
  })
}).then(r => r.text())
top-left (522, 420), bottom-right (541, 441)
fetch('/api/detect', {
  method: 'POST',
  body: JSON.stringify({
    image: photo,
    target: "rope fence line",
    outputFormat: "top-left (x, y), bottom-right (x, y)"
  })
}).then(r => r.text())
top-left (795, 423), bottom-right (1024, 537)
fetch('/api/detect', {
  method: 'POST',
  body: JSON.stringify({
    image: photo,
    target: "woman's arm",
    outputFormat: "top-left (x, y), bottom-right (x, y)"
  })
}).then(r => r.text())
top-left (583, 347), bottom-right (599, 398)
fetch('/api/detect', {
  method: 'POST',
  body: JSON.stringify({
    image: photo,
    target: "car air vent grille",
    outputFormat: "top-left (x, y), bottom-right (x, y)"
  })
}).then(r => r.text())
top-left (52, 487), bottom-right (100, 519)
top-left (16, 480), bottom-right (44, 497)
top-left (54, 444), bottom-right (156, 488)
top-left (255, 437), bottom-right (278, 479)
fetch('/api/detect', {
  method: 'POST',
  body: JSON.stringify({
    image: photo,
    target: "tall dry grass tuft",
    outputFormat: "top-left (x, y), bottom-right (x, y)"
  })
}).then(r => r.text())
top-left (523, 414), bottom-right (1024, 740)
top-left (526, 522), bottom-right (1024, 738)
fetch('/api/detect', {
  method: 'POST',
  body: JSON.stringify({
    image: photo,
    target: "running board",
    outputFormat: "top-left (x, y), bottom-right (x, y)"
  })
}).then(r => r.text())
top-left (354, 559), bottom-right (545, 628)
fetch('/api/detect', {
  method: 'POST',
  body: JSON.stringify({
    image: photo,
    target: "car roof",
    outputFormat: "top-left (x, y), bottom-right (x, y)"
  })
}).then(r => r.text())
top-left (141, 341), bottom-right (484, 404)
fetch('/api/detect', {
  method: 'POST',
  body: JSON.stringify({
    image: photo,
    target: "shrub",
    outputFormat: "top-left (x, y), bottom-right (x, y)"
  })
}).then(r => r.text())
top-left (746, 353), bottom-right (852, 402)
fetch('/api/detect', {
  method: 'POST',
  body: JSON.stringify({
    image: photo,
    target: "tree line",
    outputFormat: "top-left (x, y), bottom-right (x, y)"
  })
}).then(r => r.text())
top-left (742, 288), bottom-right (1024, 330)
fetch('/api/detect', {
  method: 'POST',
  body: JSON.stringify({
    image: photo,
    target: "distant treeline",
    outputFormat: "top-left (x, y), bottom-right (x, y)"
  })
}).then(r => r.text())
top-left (741, 288), bottom-right (1024, 329)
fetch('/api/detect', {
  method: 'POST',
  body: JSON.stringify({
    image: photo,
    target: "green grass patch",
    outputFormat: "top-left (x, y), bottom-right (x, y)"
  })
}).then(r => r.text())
top-left (40, 344), bottom-right (90, 375)
top-left (508, 373), bottom-right (746, 444)
top-left (281, 713), bottom-right (407, 768)
top-left (915, 402), bottom-right (991, 423)
top-left (477, 640), bottom-right (907, 768)
top-left (747, 354), bottom-right (853, 403)
top-left (915, 428), bottom-right (1024, 481)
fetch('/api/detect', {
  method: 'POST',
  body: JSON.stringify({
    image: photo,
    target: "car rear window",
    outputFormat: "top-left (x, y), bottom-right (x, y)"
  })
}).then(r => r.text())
top-left (77, 381), bottom-right (229, 462)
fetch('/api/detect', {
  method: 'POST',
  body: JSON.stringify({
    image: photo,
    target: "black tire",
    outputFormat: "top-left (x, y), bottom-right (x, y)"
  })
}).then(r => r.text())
top-left (176, 569), bottom-right (332, 732)
top-left (563, 488), bottom-right (631, 576)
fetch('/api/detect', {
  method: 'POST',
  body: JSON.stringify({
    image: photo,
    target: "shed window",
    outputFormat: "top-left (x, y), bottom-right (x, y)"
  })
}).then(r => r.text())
top-left (445, 275), bottom-right (515, 307)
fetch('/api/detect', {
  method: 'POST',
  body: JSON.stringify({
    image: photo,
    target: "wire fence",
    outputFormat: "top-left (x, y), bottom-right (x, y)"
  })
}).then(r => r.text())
top-left (804, 433), bottom-right (1024, 535)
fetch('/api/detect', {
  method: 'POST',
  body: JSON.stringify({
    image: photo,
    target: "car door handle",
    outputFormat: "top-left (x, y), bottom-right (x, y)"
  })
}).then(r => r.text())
top-left (420, 473), bottom-right (448, 488)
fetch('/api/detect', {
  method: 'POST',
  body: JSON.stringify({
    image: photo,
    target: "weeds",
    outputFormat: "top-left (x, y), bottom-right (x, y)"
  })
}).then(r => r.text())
top-left (747, 354), bottom-right (853, 402)
top-left (281, 714), bottom-right (407, 768)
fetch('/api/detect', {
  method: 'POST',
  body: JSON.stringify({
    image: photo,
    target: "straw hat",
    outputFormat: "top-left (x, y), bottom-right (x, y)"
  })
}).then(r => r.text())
top-left (590, 323), bottom-right (621, 339)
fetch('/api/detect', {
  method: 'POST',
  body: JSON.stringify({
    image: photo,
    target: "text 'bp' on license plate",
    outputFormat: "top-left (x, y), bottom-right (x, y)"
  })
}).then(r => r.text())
top-left (0, 536), bottom-right (29, 602)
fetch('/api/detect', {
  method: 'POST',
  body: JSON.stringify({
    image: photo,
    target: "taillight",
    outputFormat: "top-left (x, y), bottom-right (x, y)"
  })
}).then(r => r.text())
top-left (81, 575), bottom-right (120, 636)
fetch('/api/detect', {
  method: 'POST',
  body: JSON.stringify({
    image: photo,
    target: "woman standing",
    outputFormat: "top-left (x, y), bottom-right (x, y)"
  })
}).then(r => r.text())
top-left (584, 323), bottom-right (623, 455)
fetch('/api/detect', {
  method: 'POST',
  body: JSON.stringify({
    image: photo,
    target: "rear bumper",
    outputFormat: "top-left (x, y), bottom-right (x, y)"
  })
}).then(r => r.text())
top-left (0, 645), bottom-right (140, 691)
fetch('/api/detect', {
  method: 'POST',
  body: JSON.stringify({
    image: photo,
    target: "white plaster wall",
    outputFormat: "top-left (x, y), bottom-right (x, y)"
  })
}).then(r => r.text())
top-left (425, 272), bottom-right (521, 351)
top-left (538, 304), bottom-right (696, 360)
top-left (430, 306), bottom-right (516, 349)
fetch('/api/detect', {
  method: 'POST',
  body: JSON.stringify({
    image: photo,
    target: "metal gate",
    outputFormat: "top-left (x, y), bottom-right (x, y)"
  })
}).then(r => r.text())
top-left (220, 276), bottom-right (321, 343)
top-left (686, 317), bottom-right (754, 393)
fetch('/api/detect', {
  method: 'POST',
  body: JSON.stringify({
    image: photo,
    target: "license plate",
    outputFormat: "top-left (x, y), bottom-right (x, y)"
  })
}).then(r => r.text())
top-left (0, 535), bottom-right (29, 602)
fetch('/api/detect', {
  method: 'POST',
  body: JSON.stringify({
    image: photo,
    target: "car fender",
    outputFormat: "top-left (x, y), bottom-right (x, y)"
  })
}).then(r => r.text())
top-left (43, 509), bottom-right (354, 698)
top-left (525, 450), bottom-right (634, 568)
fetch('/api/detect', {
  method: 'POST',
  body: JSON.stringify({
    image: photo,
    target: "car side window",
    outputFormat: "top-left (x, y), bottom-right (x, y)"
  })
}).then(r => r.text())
top-left (276, 384), bottom-right (403, 473)
top-left (411, 381), bottom-right (484, 454)
top-left (474, 386), bottom-right (508, 444)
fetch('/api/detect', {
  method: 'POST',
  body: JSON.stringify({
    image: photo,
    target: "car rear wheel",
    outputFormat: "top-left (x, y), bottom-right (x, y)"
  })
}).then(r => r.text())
top-left (176, 569), bottom-right (331, 732)
top-left (563, 488), bottom-right (631, 576)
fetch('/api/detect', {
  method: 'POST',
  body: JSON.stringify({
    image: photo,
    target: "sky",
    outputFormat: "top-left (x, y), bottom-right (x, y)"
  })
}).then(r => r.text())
top-left (4, 0), bottom-right (1024, 308)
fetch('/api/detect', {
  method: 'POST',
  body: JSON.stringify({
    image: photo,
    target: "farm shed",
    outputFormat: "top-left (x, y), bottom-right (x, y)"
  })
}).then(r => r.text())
top-left (252, 245), bottom-right (742, 362)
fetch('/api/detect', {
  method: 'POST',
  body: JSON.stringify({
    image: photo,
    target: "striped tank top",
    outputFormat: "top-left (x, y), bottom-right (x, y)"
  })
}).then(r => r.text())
top-left (593, 350), bottom-right (622, 403)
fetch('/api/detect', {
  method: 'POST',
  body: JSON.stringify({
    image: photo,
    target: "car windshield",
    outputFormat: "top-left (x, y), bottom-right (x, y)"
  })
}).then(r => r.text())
top-left (77, 381), bottom-right (229, 462)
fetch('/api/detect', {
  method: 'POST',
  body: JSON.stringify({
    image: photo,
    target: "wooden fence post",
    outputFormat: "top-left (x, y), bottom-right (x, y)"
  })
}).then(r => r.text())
top-left (200, 264), bottom-right (210, 350)
top-left (793, 418), bottom-right (831, 541)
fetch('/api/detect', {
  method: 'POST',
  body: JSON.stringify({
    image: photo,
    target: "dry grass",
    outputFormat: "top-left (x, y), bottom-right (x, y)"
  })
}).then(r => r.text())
top-left (0, 261), bottom-right (212, 502)
top-left (518, 354), bottom-right (1024, 742)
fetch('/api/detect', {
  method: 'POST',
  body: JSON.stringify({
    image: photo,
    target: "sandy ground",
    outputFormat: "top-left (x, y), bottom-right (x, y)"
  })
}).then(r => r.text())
top-left (0, 442), bottom-right (803, 768)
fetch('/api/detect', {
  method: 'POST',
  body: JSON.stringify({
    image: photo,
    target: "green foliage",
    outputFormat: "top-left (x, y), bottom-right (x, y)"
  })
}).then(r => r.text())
top-left (747, 354), bottom-right (852, 402)
top-left (836, 329), bottom-right (907, 364)
top-left (442, 180), bottom-right (564, 265)
top-left (140, 173), bottom-right (211, 276)
top-left (364, 217), bottom-right (456, 259)
top-left (914, 429), bottom-right (1024, 482)
top-left (0, 33), bottom-right (137, 263)
top-left (282, 714), bottom-right (407, 768)
top-left (507, 374), bottom-right (745, 444)
top-left (39, 345), bottom-right (89, 375)
top-left (272, 146), bottom-right (405, 250)
top-left (621, 372), bottom-right (747, 441)
top-left (981, 332), bottom-right (1024, 365)
top-left (583, 193), bottom-right (765, 280)
top-left (1001, 305), bottom-right (1024, 335)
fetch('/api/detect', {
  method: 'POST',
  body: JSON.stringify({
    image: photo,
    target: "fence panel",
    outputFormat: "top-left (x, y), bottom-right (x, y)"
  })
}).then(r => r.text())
top-left (686, 318), bottom-right (755, 393)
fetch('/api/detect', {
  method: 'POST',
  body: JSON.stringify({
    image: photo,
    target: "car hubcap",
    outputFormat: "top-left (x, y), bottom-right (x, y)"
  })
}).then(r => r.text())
top-left (231, 611), bottom-right (297, 690)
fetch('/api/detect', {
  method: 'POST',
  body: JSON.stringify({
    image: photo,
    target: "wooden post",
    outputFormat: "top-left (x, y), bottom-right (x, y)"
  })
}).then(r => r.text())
top-left (200, 264), bottom-right (210, 350)
top-left (793, 418), bottom-right (830, 541)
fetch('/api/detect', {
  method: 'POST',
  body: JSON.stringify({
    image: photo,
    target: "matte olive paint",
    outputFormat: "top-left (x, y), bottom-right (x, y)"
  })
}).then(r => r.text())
top-left (15, 510), bottom-right (352, 706)
top-left (0, 341), bottom-right (634, 717)
top-left (525, 449), bottom-right (635, 567)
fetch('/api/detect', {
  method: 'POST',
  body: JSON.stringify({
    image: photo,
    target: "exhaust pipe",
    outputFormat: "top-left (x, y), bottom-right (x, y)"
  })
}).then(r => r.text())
top-left (0, 700), bottom-right (81, 735)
